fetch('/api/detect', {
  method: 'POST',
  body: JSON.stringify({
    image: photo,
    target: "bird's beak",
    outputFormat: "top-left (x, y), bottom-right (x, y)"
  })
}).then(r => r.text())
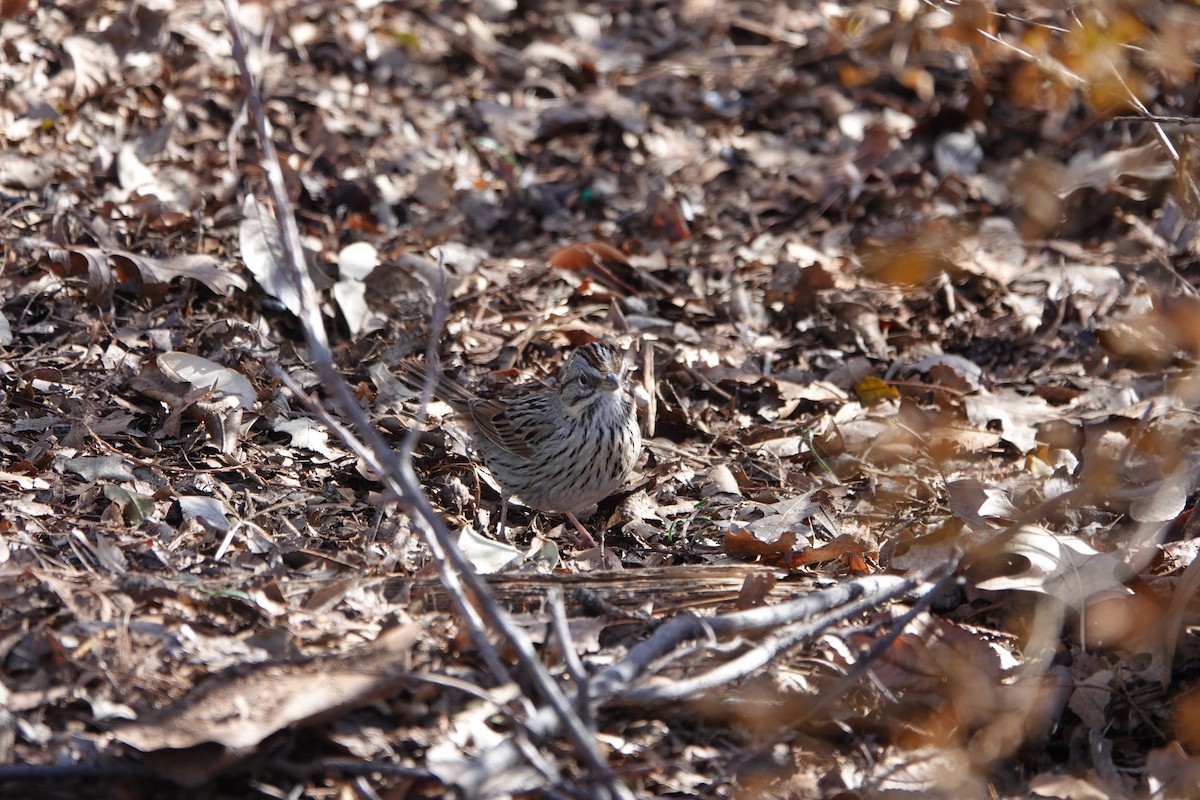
top-left (600, 373), bottom-right (620, 392)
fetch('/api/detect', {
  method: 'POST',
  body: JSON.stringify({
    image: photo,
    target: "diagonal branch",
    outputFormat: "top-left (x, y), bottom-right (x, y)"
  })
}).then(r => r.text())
top-left (218, 2), bottom-right (628, 796)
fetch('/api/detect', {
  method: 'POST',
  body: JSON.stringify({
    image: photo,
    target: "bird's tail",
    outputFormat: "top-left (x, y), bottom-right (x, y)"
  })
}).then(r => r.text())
top-left (395, 359), bottom-right (477, 409)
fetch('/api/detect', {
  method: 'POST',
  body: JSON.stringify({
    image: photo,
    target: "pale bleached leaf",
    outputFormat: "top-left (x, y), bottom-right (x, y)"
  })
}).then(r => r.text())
top-left (974, 526), bottom-right (1133, 609)
top-left (0, 150), bottom-right (55, 190)
top-left (177, 495), bottom-right (232, 533)
top-left (1061, 143), bottom-right (1174, 199)
top-left (948, 479), bottom-right (1018, 530)
top-left (62, 35), bottom-right (119, 104)
top-left (274, 417), bottom-right (340, 459)
top-left (62, 455), bottom-right (135, 482)
top-left (457, 525), bottom-right (523, 574)
top-left (239, 195), bottom-right (301, 315)
top-left (964, 389), bottom-right (1059, 454)
top-left (336, 241), bottom-right (379, 281)
top-left (157, 352), bottom-right (256, 409)
top-left (332, 279), bottom-right (373, 337)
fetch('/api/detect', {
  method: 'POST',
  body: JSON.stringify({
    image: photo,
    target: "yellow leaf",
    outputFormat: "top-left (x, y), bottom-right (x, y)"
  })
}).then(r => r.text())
top-left (857, 376), bottom-right (900, 406)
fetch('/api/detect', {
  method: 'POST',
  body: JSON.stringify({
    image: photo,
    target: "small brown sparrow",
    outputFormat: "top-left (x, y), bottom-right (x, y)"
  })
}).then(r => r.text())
top-left (399, 340), bottom-right (640, 547)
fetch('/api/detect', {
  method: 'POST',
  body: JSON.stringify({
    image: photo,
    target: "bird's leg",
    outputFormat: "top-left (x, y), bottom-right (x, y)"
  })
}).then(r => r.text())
top-left (565, 512), bottom-right (599, 550)
top-left (496, 495), bottom-right (510, 543)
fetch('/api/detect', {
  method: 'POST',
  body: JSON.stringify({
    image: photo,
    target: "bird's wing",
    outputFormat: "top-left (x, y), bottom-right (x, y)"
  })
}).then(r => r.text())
top-left (468, 397), bottom-right (555, 457)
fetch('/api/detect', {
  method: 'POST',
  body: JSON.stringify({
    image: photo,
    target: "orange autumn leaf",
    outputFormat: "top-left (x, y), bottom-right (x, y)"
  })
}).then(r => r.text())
top-left (723, 528), bottom-right (798, 562)
top-left (547, 241), bottom-right (630, 271)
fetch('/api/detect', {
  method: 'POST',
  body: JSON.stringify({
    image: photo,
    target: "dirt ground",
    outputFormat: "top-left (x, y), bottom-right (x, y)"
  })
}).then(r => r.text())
top-left (3, 0), bottom-right (1200, 797)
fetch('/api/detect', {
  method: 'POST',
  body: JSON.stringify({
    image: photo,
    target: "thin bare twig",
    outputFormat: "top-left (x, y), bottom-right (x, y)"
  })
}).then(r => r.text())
top-left (400, 252), bottom-right (449, 463)
top-left (616, 574), bottom-right (940, 705)
top-left (592, 572), bottom-right (922, 700)
top-left (548, 588), bottom-right (591, 690)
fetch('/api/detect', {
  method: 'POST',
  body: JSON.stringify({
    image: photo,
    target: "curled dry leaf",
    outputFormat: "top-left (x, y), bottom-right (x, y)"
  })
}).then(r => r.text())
top-left (157, 353), bottom-right (256, 410)
top-left (905, 354), bottom-right (985, 393)
top-left (867, 612), bottom-right (1004, 716)
top-left (947, 478), bottom-right (1018, 531)
top-left (723, 527), bottom-right (801, 563)
top-left (1060, 143), bottom-right (1175, 199)
top-left (64, 248), bottom-right (116, 303)
top-left (110, 252), bottom-right (247, 296)
top-left (62, 455), bottom-right (135, 482)
top-left (273, 417), bottom-right (342, 459)
top-left (971, 526), bottom-right (1134, 609)
top-left (152, 353), bottom-right (256, 454)
top-left (1028, 771), bottom-right (1123, 799)
top-left (0, 0), bottom-right (35, 22)
top-left (1067, 668), bottom-right (1114, 731)
top-left (734, 571), bottom-right (777, 609)
top-left (547, 240), bottom-right (630, 270)
top-left (457, 525), bottom-right (523, 574)
top-left (46, 247), bottom-right (246, 299)
top-left (1145, 743), bottom-right (1200, 800)
top-left (337, 241), bottom-right (380, 280)
top-left (964, 388), bottom-right (1056, 454)
top-left (103, 485), bottom-right (154, 525)
top-left (116, 143), bottom-right (158, 195)
top-left (856, 375), bottom-right (900, 406)
top-left (866, 746), bottom-right (974, 795)
top-left (700, 464), bottom-right (742, 497)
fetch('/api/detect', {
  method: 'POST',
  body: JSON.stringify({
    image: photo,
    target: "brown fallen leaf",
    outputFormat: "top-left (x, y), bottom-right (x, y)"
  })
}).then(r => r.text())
top-left (734, 571), bottom-right (777, 609)
top-left (789, 533), bottom-right (878, 569)
top-left (723, 527), bottom-right (799, 563)
top-left (111, 624), bottom-right (422, 787)
top-left (547, 240), bottom-right (638, 296)
top-left (547, 240), bottom-right (630, 270)
top-left (45, 246), bottom-right (247, 300)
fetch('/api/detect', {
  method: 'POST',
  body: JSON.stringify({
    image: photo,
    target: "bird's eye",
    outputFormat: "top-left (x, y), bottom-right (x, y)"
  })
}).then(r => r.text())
top-left (577, 376), bottom-right (591, 387)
